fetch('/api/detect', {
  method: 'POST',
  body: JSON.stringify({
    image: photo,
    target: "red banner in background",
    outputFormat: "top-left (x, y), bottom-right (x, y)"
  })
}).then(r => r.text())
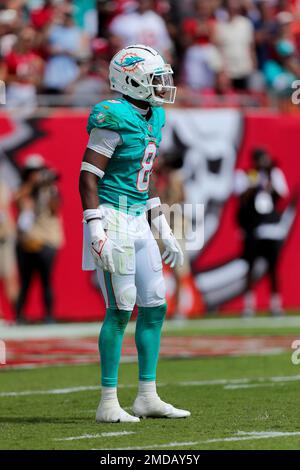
top-left (199, 113), bottom-right (300, 312)
top-left (0, 110), bottom-right (299, 321)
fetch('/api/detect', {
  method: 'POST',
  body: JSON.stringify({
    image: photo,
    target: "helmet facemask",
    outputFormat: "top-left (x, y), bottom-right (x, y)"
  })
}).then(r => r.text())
top-left (148, 66), bottom-right (177, 106)
top-left (122, 65), bottom-right (176, 106)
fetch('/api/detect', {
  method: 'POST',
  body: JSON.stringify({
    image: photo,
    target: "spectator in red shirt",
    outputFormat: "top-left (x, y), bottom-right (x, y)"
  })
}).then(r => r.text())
top-left (182, 0), bottom-right (216, 47)
top-left (30, 0), bottom-right (55, 30)
top-left (182, 0), bottom-right (224, 92)
top-left (4, 26), bottom-right (44, 108)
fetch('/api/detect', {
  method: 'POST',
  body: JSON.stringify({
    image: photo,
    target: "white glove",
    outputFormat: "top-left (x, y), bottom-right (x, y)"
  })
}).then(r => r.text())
top-left (152, 213), bottom-right (184, 269)
top-left (84, 209), bottom-right (124, 273)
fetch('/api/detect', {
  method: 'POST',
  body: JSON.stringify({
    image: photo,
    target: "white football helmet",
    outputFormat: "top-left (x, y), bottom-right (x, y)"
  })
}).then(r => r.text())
top-left (109, 44), bottom-right (176, 107)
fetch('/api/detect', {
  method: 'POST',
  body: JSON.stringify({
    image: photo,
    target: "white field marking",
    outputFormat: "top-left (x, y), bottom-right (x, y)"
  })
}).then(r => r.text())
top-left (203, 431), bottom-right (300, 444)
top-left (238, 431), bottom-right (289, 436)
top-left (55, 431), bottom-right (135, 442)
top-left (225, 373), bottom-right (300, 389)
top-left (2, 315), bottom-right (300, 340)
top-left (165, 316), bottom-right (300, 332)
top-left (0, 385), bottom-right (99, 397)
top-left (93, 442), bottom-right (199, 451)
top-left (95, 431), bottom-right (300, 450)
top-left (224, 383), bottom-right (276, 390)
top-left (270, 374), bottom-right (300, 382)
top-left (2, 373), bottom-right (300, 398)
top-left (0, 383), bottom-right (136, 397)
top-left (179, 378), bottom-right (251, 386)
top-left (0, 323), bottom-right (102, 340)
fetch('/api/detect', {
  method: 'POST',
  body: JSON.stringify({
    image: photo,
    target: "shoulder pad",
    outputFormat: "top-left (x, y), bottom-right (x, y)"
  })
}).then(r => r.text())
top-left (87, 100), bottom-right (125, 134)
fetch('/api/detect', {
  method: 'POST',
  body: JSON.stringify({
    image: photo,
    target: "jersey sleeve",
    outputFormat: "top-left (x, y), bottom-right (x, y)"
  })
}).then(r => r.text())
top-left (87, 128), bottom-right (121, 158)
top-left (87, 101), bottom-right (122, 134)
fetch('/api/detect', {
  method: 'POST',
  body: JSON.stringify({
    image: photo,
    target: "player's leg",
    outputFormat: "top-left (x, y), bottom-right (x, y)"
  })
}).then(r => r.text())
top-left (37, 245), bottom-right (57, 323)
top-left (265, 239), bottom-right (284, 316)
top-left (95, 239), bottom-right (139, 423)
top-left (133, 231), bottom-right (190, 419)
top-left (242, 234), bottom-right (257, 317)
top-left (15, 245), bottom-right (35, 322)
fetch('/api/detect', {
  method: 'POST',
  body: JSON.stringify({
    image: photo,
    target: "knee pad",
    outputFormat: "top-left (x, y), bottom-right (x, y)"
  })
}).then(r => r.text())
top-left (115, 284), bottom-right (137, 311)
top-left (153, 278), bottom-right (166, 304)
top-left (138, 276), bottom-right (166, 307)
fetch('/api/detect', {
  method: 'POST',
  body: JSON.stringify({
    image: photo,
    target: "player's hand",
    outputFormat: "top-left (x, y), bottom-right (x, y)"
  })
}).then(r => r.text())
top-left (150, 212), bottom-right (184, 269)
top-left (91, 236), bottom-right (124, 273)
top-left (162, 233), bottom-right (184, 269)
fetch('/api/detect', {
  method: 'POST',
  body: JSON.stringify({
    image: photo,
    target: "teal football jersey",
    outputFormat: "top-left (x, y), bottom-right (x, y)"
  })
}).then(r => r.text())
top-left (87, 98), bottom-right (166, 215)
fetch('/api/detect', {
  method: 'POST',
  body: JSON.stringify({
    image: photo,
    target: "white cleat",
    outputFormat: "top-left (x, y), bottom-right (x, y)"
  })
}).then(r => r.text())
top-left (96, 404), bottom-right (140, 423)
top-left (132, 396), bottom-right (191, 419)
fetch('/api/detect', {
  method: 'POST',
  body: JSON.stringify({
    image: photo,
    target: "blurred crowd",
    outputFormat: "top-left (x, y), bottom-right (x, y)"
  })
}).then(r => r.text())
top-left (0, 155), bottom-right (64, 324)
top-left (0, 0), bottom-right (300, 108)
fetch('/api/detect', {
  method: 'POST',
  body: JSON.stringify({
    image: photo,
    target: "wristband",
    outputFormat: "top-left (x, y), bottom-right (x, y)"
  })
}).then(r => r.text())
top-left (151, 213), bottom-right (172, 239)
top-left (146, 197), bottom-right (161, 211)
top-left (83, 208), bottom-right (105, 240)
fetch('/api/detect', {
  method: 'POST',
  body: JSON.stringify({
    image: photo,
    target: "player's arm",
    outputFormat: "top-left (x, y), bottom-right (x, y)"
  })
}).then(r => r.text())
top-left (79, 128), bottom-right (123, 273)
top-left (79, 148), bottom-right (109, 210)
top-left (146, 178), bottom-right (184, 269)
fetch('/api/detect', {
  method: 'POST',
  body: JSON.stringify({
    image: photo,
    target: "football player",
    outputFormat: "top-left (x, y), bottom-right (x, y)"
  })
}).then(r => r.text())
top-left (79, 45), bottom-right (190, 423)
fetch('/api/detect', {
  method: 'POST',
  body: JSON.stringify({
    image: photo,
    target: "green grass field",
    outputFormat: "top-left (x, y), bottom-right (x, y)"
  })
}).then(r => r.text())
top-left (1, 317), bottom-right (300, 450)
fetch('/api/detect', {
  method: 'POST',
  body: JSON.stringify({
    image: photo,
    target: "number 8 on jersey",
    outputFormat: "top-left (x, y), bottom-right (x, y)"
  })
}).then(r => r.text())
top-left (137, 142), bottom-right (157, 192)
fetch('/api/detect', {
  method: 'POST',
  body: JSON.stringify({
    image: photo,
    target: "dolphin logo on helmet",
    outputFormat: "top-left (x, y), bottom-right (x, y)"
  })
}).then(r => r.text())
top-left (114, 55), bottom-right (145, 71)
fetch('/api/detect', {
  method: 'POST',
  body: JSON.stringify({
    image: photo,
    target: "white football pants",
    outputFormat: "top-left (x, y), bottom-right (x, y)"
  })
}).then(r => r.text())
top-left (96, 206), bottom-right (166, 311)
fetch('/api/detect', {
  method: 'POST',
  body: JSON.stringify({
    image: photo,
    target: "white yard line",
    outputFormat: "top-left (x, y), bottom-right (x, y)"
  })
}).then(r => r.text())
top-left (93, 442), bottom-right (199, 451)
top-left (95, 431), bottom-right (300, 450)
top-left (55, 431), bottom-right (135, 442)
top-left (224, 383), bottom-right (276, 390)
top-left (203, 431), bottom-right (300, 444)
top-left (0, 385), bottom-right (99, 397)
top-left (2, 373), bottom-right (300, 397)
top-left (224, 373), bottom-right (300, 390)
top-left (270, 374), bottom-right (300, 382)
top-left (179, 378), bottom-right (251, 386)
top-left (0, 383), bottom-right (137, 397)
top-left (1, 315), bottom-right (300, 340)
top-left (0, 323), bottom-right (102, 340)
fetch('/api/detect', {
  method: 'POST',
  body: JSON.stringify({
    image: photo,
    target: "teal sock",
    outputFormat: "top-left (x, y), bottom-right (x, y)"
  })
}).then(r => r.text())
top-left (135, 304), bottom-right (167, 382)
top-left (99, 308), bottom-right (132, 387)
